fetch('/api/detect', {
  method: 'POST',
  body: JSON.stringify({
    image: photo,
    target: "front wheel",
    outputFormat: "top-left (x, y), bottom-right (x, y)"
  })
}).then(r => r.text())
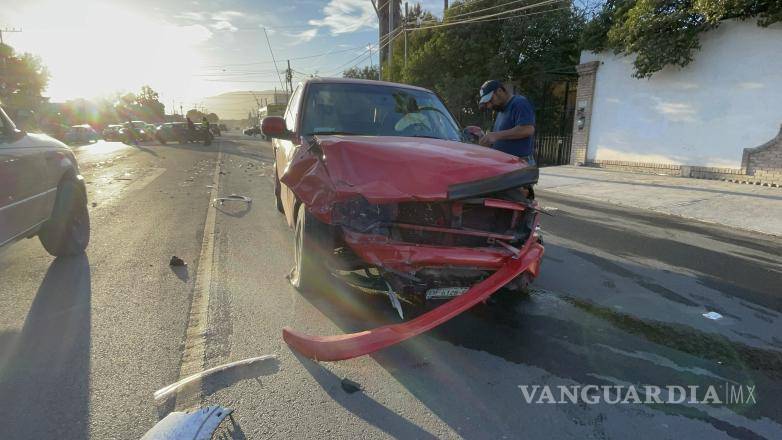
top-left (39, 179), bottom-right (90, 256)
top-left (290, 206), bottom-right (329, 293)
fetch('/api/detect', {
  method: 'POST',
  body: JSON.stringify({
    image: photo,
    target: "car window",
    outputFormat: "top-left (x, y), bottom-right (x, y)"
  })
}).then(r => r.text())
top-left (300, 83), bottom-right (460, 141)
top-left (284, 85), bottom-right (303, 132)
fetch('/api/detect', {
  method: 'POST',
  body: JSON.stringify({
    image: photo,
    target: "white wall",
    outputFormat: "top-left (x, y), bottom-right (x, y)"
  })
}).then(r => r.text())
top-left (583, 19), bottom-right (782, 169)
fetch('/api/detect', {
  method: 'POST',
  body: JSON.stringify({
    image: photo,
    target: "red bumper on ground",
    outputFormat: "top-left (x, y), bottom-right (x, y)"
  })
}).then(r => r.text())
top-left (283, 241), bottom-right (544, 362)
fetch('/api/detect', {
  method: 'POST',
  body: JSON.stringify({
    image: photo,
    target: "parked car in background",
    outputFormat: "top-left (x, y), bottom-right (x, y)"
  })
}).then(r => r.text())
top-left (156, 122), bottom-right (212, 144)
top-left (0, 105), bottom-right (90, 256)
top-left (64, 124), bottom-right (100, 144)
top-left (244, 126), bottom-right (261, 137)
top-left (120, 120), bottom-right (153, 142)
top-left (103, 124), bottom-right (123, 141)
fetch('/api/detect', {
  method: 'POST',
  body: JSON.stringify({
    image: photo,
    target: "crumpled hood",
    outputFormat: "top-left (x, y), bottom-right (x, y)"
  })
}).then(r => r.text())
top-left (318, 135), bottom-right (525, 202)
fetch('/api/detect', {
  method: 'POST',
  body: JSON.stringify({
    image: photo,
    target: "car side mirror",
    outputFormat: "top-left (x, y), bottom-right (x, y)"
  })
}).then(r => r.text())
top-left (462, 125), bottom-right (484, 144)
top-left (262, 116), bottom-right (290, 140)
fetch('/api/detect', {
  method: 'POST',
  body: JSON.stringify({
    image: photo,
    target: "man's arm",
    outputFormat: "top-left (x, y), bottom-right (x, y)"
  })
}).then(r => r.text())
top-left (479, 124), bottom-right (534, 146)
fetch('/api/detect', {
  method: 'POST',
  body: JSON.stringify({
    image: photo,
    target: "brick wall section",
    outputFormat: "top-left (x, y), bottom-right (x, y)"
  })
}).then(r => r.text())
top-left (570, 61), bottom-right (600, 165)
top-left (585, 160), bottom-right (781, 187)
top-left (742, 124), bottom-right (782, 172)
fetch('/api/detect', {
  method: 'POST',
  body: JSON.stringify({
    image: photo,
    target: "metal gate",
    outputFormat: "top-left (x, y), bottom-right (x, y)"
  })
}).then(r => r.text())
top-left (533, 78), bottom-right (576, 166)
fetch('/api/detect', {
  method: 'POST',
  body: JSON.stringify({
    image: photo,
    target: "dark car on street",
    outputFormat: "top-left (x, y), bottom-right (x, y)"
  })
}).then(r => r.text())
top-left (0, 105), bottom-right (90, 256)
top-left (156, 122), bottom-right (213, 144)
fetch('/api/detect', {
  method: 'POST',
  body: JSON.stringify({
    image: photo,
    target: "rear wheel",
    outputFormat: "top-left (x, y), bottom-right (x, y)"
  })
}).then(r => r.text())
top-left (39, 179), bottom-right (90, 257)
top-left (290, 205), bottom-right (329, 293)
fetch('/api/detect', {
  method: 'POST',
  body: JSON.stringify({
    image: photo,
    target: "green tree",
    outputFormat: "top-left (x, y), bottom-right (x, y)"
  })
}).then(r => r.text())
top-left (386, 2), bottom-right (584, 129)
top-left (0, 43), bottom-right (50, 116)
top-left (342, 65), bottom-right (380, 79)
top-left (206, 112), bottom-right (220, 123)
top-left (136, 85), bottom-right (165, 121)
top-left (186, 109), bottom-right (205, 121)
top-left (582, 0), bottom-right (782, 78)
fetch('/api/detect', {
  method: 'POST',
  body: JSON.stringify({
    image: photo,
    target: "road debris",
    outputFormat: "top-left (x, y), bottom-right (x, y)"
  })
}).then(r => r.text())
top-left (169, 256), bottom-right (186, 267)
top-left (154, 354), bottom-right (278, 403)
top-left (141, 405), bottom-right (233, 440)
top-left (212, 194), bottom-right (252, 206)
top-left (702, 311), bottom-right (723, 320)
top-left (340, 378), bottom-right (362, 394)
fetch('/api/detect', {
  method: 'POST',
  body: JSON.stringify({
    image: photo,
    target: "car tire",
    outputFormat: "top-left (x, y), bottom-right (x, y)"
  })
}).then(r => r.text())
top-left (274, 167), bottom-right (284, 213)
top-left (290, 205), bottom-right (329, 293)
top-left (39, 179), bottom-right (90, 257)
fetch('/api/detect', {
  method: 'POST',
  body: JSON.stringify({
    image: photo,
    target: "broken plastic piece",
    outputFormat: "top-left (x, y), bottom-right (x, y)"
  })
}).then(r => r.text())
top-left (385, 280), bottom-right (404, 320)
top-left (212, 194), bottom-right (252, 206)
top-left (153, 354), bottom-right (277, 402)
top-left (283, 242), bottom-right (543, 361)
top-left (141, 406), bottom-right (233, 440)
top-left (169, 256), bottom-right (186, 267)
top-left (340, 378), bottom-right (362, 394)
top-left (702, 311), bottom-right (723, 320)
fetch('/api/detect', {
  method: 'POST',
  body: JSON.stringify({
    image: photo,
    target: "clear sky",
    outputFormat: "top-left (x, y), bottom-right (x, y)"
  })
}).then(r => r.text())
top-left (1, 0), bottom-right (444, 107)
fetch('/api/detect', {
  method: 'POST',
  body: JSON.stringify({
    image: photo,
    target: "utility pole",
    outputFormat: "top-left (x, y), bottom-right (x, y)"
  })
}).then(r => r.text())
top-left (286, 60), bottom-right (293, 94)
top-left (387, 0), bottom-right (393, 82)
top-left (404, 2), bottom-right (408, 69)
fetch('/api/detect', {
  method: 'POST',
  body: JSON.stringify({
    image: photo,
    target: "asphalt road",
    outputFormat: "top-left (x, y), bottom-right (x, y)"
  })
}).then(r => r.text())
top-left (0, 133), bottom-right (780, 439)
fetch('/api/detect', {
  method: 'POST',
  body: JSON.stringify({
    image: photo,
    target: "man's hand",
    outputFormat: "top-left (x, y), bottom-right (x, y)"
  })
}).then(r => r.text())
top-left (479, 132), bottom-right (497, 147)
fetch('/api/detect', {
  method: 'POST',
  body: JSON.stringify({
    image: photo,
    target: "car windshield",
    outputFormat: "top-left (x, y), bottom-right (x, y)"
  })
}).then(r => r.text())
top-left (301, 83), bottom-right (461, 141)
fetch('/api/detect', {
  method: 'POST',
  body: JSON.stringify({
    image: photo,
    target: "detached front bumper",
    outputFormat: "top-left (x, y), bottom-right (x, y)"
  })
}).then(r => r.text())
top-left (283, 232), bottom-right (544, 362)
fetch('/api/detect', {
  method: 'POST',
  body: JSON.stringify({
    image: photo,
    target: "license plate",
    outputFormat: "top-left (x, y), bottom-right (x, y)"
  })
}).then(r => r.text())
top-left (426, 286), bottom-right (469, 300)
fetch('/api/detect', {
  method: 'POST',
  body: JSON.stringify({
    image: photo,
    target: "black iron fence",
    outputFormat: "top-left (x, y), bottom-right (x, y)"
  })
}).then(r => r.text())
top-left (535, 132), bottom-right (573, 166)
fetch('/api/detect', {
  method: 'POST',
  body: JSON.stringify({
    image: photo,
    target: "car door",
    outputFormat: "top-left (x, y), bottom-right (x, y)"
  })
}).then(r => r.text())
top-left (0, 108), bottom-right (52, 247)
top-left (276, 84), bottom-right (304, 227)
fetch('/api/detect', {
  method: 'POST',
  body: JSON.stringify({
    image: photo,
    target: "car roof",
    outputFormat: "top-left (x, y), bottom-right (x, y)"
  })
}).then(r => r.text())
top-left (301, 77), bottom-right (433, 93)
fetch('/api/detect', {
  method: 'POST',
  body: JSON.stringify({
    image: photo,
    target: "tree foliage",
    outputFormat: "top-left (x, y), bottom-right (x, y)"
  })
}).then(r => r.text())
top-left (342, 65), bottom-right (380, 79)
top-left (581, 0), bottom-right (782, 78)
top-left (382, 2), bottom-right (584, 129)
top-left (0, 43), bottom-right (50, 113)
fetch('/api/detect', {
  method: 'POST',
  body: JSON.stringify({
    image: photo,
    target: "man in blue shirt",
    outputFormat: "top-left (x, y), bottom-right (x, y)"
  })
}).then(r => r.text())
top-left (477, 80), bottom-right (536, 165)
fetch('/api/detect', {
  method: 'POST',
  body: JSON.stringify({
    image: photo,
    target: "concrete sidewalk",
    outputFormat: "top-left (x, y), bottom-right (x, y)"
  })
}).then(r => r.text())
top-left (538, 166), bottom-right (782, 236)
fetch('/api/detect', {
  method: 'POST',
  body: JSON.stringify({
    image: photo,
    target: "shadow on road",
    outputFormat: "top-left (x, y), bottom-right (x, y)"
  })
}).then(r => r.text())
top-left (0, 255), bottom-right (92, 439)
top-left (285, 202), bottom-right (782, 438)
top-left (295, 352), bottom-right (439, 439)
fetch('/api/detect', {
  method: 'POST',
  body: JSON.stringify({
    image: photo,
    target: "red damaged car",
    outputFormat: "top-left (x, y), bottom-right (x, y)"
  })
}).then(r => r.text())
top-left (263, 78), bottom-right (544, 361)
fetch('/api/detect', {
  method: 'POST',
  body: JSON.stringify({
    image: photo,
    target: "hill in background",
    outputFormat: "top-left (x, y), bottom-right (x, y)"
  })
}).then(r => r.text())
top-left (202, 90), bottom-right (289, 120)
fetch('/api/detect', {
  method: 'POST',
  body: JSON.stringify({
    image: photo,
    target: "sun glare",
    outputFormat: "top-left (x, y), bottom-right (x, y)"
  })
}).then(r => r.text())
top-left (7, 0), bottom-right (217, 103)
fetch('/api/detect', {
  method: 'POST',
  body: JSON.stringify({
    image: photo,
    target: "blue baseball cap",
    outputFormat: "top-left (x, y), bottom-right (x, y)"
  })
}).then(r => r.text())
top-left (478, 80), bottom-right (503, 106)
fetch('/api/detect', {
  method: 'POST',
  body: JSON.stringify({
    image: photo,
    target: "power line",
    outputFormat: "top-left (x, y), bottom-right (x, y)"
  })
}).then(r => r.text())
top-left (445, 0), bottom-right (544, 20)
top-left (410, 0), bottom-right (563, 31)
top-left (202, 44), bottom-right (368, 69)
top-left (262, 27), bottom-right (286, 92)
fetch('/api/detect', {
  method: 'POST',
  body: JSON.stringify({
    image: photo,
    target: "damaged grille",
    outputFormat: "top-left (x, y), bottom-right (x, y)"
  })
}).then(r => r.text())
top-left (333, 194), bottom-right (533, 248)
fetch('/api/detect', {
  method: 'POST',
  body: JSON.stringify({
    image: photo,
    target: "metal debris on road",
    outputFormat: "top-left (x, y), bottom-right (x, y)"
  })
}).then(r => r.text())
top-left (702, 311), bottom-right (723, 320)
top-left (212, 194), bottom-right (252, 206)
top-left (340, 378), bottom-right (362, 394)
top-left (141, 405), bottom-right (234, 440)
top-left (153, 354), bottom-right (277, 403)
top-left (169, 256), bottom-right (186, 267)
